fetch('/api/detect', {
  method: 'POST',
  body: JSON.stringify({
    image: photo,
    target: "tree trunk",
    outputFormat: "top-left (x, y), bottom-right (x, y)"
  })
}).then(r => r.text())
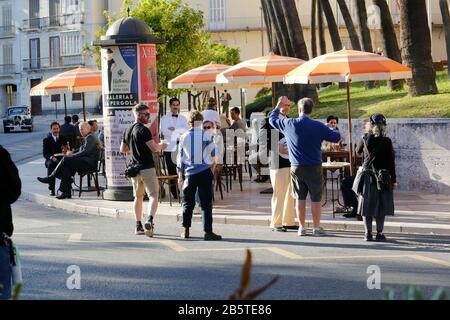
top-left (311, 0), bottom-right (317, 58)
top-left (317, 0), bottom-right (327, 55)
top-left (337, 0), bottom-right (361, 50)
top-left (266, 0), bottom-right (292, 56)
top-left (440, 0), bottom-right (450, 78)
top-left (372, 0), bottom-right (403, 90)
top-left (320, 0), bottom-right (343, 51)
top-left (400, 0), bottom-right (438, 96)
top-left (356, 0), bottom-right (376, 89)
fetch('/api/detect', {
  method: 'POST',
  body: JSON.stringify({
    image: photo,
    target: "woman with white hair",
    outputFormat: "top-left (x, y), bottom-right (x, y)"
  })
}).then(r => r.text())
top-left (354, 114), bottom-right (397, 242)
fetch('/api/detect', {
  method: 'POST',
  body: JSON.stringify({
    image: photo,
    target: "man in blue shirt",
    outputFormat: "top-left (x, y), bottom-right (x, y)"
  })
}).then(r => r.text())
top-left (269, 97), bottom-right (340, 236)
top-left (177, 110), bottom-right (222, 241)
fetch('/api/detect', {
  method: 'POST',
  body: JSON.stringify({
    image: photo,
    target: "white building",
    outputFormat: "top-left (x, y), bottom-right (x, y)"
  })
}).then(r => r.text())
top-left (0, 0), bottom-right (108, 117)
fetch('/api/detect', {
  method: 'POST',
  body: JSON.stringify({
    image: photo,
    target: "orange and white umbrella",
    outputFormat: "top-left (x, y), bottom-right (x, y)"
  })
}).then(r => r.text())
top-left (168, 63), bottom-right (233, 90)
top-left (30, 67), bottom-right (102, 120)
top-left (284, 49), bottom-right (412, 174)
top-left (284, 49), bottom-right (412, 84)
top-left (216, 53), bottom-right (306, 85)
top-left (30, 67), bottom-right (102, 95)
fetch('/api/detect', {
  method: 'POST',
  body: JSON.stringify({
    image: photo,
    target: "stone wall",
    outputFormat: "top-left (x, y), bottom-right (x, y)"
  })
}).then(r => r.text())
top-left (336, 118), bottom-right (450, 195)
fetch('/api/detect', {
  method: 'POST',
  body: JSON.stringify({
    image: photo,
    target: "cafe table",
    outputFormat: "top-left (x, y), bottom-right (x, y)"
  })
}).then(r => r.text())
top-left (322, 161), bottom-right (351, 218)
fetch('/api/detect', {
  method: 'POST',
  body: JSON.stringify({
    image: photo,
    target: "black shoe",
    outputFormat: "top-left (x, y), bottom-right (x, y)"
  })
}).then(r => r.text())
top-left (181, 227), bottom-right (190, 239)
top-left (343, 212), bottom-right (358, 218)
top-left (272, 227), bottom-right (287, 232)
top-left (204, 232), bottom-right (222, 241)
top-left (283, 225), bottom-right (299, 230)
top-left (357, 215), bottom-right (363, 221)
top-left (56, 193), bottom-right (71, 200)
top-left (144, 219), bottom-right (154, 238)
top-left (376, 232), bottom-right (387, 242)
top-left (365, 233), bottom-right (374, 241)
top-left (135, 222), bottom-right (145, 235)
top-left (37, 176), bottom-right (50, 184)
top-left (49, 190), bottom-right (56, 196)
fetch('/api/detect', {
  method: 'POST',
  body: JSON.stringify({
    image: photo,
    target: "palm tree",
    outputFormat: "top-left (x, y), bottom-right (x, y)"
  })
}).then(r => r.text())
top-left (355, 0), bottom-right (376, 89)
top-left (311, 0), bottom-right (317, 58)
top-left (439, 0), bottom-right (450, 78)
top-left (317, 0), bottom-right (327, 55)
top-left (400, 0), bottom-right (438, 96)
top-left (372, 0), bottom-right (403, 90)
top-left (337, 0), bottom-right (361, 50)
top-left (320, 0), bottom-right (343, 51)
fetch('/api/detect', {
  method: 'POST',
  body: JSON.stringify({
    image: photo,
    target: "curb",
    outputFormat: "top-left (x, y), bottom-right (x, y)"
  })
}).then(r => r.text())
top-left (21, 191), bottom-right (450, 236)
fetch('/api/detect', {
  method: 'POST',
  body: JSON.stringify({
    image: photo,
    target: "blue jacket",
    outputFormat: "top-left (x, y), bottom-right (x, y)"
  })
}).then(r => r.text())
top-left (269, 108), bottom-right (340, 166)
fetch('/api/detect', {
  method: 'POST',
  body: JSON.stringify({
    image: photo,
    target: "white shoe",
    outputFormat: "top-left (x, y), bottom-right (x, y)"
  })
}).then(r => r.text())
top-left (298, 227), bottom-right (306, 236)
top-left (312, 227), bottom-right (325, 236)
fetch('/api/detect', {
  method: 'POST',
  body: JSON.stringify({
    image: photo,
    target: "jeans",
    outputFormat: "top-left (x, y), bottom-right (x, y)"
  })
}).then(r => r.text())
top-left (0, 245), bottom-right (12, 300)
top-left (182, 169), bottom-right (214, 233)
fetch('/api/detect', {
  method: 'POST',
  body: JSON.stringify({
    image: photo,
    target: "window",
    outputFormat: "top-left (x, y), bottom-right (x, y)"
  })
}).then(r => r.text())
top-left (2, 43), bottom-right (13, 65)
top-left (29, 0), bottom-right (40, 28)
top-left (29, 38), bottom-right (40, 69)
top-left (64, 0), bottom-right (80, 14)
top-left (61, 31), bottom-right (81, 55)
top-left (2, 5), bottom-right (12, 27)
top-left (209, 0), bottom-right (225, 30)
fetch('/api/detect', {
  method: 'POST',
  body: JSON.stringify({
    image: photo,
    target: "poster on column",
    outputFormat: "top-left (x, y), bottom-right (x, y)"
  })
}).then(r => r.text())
top-left (139, 44), bottom-right (159, 136)
top-left (101, 45), bottom-right (138, 188)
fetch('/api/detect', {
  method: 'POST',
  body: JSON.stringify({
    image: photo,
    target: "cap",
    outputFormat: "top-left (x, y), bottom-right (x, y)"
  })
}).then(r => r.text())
top-left (370, 113), bottom-right (386, 125)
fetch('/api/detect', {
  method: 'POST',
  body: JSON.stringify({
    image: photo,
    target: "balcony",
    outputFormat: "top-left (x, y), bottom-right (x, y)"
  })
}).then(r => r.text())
top-left (23, 14), bottom-right (85, 31)
top-left (0, 64), bottom-right (16, 75)
top-left (0, 25), bottom-right (15, 38)
top-left (22, 55), bottom-right (84, 71)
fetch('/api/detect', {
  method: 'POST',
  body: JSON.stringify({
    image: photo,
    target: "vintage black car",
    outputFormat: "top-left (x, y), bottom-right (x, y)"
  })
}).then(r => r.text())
top-left (3, 105), bottom-right (34, 133)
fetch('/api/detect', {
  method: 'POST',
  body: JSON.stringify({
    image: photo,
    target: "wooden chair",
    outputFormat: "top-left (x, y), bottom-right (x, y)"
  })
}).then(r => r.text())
top-left (154, 153), bottom-right (180, 207)
top-left (75, 169), bottom-right (101, 198)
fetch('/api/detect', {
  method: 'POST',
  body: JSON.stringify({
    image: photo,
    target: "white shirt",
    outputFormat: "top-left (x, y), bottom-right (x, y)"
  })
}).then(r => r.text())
top-left (160, 112), bottom-right (189, 152)
top-left (201, 109), bottom-right (221, 128)
top-left (52, 134), bottom-right (58, 143)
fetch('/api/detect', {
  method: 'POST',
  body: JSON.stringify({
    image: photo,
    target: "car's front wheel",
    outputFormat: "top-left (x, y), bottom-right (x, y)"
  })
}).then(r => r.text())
top-left (28, 127), bottom-right (33, 132)
top-left (4, 127), bottom-right (9, 133)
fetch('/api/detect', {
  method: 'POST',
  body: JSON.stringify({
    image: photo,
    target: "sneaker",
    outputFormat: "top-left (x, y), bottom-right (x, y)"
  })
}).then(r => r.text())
top-left (311, 227), bottom-right (326, 236)
top-left (272, 226), bottom-right (287, 232)
top-left (375, 232), bottom-right (387, 242)
top-left (181, 227), bottom-right (190, 239)
top-left (135, 222), bottom-right (145, 235)
top-left (297, 227), bottom-right (307, 236)
top-left (144, 219), bottom-right (154, 238)
top-left (364, 233), bottom-right (374, 241)
top-left (204, 232), bottom-right (222, 241)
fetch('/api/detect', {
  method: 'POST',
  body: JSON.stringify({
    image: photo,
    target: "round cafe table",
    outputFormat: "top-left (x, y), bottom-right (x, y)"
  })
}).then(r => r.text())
top-left (322, 162), bottom-right (351, 218)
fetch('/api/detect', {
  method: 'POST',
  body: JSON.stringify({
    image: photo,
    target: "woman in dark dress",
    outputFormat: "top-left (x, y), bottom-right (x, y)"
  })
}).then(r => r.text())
top-left (355, 114), bottom-right (397, 242)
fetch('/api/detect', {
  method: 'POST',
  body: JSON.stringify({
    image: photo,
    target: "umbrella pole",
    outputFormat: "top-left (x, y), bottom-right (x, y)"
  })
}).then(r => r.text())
top-left (82, 92), bottom-right (86, 122)
top-left (346, 82), bottom-right (354, 176)
top-left (64, 94), bottom-right (67, 117)
top-left (272, 83), bottom-right (276, 107)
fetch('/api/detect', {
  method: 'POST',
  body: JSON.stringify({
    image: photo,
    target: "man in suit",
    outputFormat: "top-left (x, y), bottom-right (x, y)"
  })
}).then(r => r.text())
top-left (60, 116), bottom-right (76, 149)
top-left (37, 122), bottom-right (99, 199)
top-left (43, 122), bottom-right (68, 196)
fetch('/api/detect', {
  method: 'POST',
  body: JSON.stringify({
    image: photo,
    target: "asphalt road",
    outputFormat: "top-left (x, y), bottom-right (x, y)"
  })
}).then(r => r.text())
top-left (10, 199), bottom-right (450, 300)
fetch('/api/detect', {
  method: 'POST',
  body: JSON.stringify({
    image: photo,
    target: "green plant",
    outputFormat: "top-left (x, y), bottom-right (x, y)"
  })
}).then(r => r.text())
top-left (384, 285), bottom-right (448, 300)
top-left (229, 249), bottom-right (279, 300)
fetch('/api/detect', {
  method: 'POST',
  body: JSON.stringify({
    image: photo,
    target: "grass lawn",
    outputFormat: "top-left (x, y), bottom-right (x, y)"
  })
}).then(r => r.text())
top-left (287, 71), bottom-right (450, 119)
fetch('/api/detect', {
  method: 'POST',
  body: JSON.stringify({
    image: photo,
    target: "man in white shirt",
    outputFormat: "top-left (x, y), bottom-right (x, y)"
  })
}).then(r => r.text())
top-left (160, 98), bottom-right (189, 199)
top-left (201, 97), bottom-right (221, 129)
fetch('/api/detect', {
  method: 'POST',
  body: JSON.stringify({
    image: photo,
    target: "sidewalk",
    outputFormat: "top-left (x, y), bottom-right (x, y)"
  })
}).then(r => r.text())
top-left (18, 159), bottom-right (450, 236)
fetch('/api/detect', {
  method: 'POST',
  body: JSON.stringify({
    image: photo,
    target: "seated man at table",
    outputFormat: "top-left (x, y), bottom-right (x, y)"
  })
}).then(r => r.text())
top-left (322, 115), bottom-right (345, 151)
top-left (229, 107), bottom-right (248, 132)
top-left (37, 122), bottom-right (99, 199)
top-left (43, 122), bottom-right (68, 196)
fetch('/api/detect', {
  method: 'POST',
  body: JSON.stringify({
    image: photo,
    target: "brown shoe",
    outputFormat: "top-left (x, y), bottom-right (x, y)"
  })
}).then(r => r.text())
top-left (204, 232), bottom-right (222, 241)
top-left (181, 227), bottom-right (190, 239)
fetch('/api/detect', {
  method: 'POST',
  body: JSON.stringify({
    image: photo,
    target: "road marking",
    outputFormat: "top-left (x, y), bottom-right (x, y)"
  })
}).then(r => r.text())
top-left (409, 255), bottom-right (450, 268)
top-left (265, 247), bottom-right (304, 259)
top-left (158, 240), bottom-right (188, 252)
top-left (67, 233), bottom-right (83, 242)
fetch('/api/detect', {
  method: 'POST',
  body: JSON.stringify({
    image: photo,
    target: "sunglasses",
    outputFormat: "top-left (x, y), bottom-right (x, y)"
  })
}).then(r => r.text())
top-left (140, 112), bottom-right (151, 117)
top-left (203, 126), bottom-right (212, 130)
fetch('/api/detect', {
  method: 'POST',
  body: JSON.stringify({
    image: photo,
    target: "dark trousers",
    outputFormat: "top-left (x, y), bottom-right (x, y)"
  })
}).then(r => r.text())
top-left (182, 169), bottom-right (214, 233)
top-left (363, 216), bottom-right (386, 234)
top-left (53, 157), bottom-right (96, 194)
top-left (341, 176), bottom-right (358, 212)
top-left (0, 245), bottom-right (11, 300)
top-left (45, 159), bottom-right (59, 192)
top-left (164, 151), bottom-right (178, 198)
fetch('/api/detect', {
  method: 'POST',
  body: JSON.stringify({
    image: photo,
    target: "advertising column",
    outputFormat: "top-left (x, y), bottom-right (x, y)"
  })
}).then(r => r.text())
top-left (101, 45), bottom-right (139, 201)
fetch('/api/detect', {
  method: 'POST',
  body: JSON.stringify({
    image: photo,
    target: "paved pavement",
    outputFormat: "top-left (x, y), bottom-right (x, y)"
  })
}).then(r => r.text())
top-left (11, 199), bottom-right (450, 300)
top-left (17, 157), bottom-right (450, 236)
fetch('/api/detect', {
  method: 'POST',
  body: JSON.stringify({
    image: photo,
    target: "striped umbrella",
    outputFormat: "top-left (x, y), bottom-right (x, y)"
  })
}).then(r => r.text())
top-left (284, 49), bottom-right (413, 174)
top-left (168, 63), bottom-right (233, 90)
top-left (30, 67), bottom-right (102, 120)
top-left (216, 53), bottom-right (306, 107)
